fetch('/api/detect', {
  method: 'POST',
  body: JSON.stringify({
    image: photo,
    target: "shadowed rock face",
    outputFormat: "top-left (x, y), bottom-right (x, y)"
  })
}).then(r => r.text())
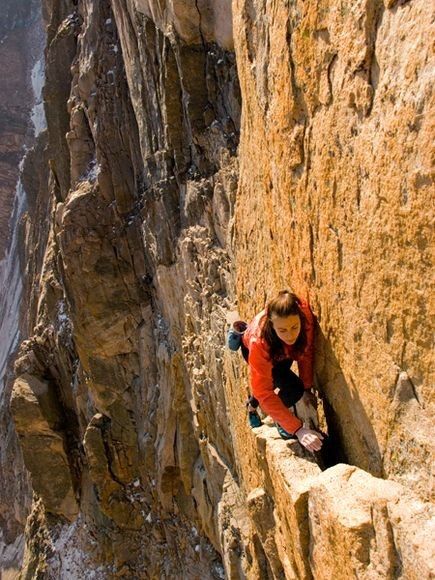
top-left (0, 0), bottom-right (42, 259)
top-left (0, 1), bottom-right (44, 574)
top-left (3, 0), bottom-right (433, 577)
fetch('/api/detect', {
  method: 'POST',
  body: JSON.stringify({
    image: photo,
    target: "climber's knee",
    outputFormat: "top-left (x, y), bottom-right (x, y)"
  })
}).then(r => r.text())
top-left (274, 366), bottom-right (305, 407)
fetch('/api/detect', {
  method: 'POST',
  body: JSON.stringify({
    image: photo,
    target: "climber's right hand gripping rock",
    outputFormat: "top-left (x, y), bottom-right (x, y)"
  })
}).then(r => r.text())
top-left (295, 427), bottom-right (324, 452)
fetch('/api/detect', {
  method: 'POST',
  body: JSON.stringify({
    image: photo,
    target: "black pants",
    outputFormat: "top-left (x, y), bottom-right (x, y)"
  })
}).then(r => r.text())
top-left (242, 347), bottom-right (305, 409)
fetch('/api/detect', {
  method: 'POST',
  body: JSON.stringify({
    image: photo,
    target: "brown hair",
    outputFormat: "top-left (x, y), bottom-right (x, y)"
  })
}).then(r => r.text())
top-left (260, 290), bottom-right (307, 360)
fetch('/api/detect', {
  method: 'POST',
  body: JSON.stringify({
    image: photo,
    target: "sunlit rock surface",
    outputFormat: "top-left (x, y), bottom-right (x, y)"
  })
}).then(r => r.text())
top-left (232, 0), bottom-right (434, 496)
top-left (1, 0), bottom-right (433, 577)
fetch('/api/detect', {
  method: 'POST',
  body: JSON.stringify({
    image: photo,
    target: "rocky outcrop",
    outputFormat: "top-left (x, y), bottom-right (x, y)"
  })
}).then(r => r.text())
top-left (2, 0), bottom-right (433, 578)
top-left (11, 374), bottom-right (79, 521)
top-left (308, 464), bottom-right (434, 579)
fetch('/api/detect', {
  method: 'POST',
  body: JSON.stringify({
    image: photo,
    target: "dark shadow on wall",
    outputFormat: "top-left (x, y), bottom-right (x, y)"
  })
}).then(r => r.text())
top-left (316, 403), bottom-right (348, 471)
top-left (314, 324), bottom-right (383, 477)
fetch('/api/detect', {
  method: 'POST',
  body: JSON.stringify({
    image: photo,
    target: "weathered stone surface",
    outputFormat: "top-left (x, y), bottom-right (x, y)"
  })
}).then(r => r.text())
top-left (83, 413), bottom-right (144, 529)
top-left (133, 0), bottom-right (234, 50)
top-left (246, 487), bottom-right (285, 578)
top-left (10, 374), bottom-right (79, 520)
top-left (309, 464), bottom-right (435, 580)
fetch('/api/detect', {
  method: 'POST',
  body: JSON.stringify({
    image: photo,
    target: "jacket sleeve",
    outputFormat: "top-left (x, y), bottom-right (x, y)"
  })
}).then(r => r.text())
top-left (249, 338), bottom-right (303, 434)
top-left (297, 301), bottom-right (315, 389)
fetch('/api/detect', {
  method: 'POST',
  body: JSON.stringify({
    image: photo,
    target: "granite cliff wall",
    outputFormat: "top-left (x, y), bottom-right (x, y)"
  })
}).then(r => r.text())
top-left (2, 0), bottom-right (434, 578)
top-left (232, 0), bottom-right (434, 498)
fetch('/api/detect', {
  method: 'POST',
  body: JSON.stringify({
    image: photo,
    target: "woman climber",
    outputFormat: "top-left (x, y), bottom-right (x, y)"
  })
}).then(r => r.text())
top-left (228, 289), bottom-right (324, 453)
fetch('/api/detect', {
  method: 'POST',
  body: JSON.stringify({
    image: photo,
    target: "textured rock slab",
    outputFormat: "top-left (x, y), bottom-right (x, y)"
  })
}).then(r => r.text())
top-left (133, 0), bottom-right (233, 49)
top-left (309, 464), bottom-right (435, 579)
top-left (10, 374), bottom-right (78, 520)
top-left (83, 413), bottom-right (144, 530)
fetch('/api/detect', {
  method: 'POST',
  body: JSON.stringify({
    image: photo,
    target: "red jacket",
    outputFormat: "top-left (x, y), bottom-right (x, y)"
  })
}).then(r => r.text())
top-left (242, 300), bottom-right (315, 433)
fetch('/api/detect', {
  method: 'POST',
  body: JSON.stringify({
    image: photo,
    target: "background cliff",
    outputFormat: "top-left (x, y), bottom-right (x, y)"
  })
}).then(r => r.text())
top-left (0, 0), bottom-right (44, 573)
top-left (1, 0), bottom-right (434, 578)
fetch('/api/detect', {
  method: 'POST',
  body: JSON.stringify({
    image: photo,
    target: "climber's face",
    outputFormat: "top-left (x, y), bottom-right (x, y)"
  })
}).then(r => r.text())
top-left (270, 313), bottom-right (301, 345)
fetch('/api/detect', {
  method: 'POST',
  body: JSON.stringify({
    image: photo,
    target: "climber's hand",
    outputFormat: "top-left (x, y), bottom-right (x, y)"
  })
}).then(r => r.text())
top-left (302, 389), bottom-right (317, 408)
top-left (295, 427), bottom-right (324, 452)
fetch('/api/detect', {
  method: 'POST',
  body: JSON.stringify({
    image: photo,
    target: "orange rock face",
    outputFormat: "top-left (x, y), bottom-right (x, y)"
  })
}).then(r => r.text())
top-left (232, 0), bottom-right (434, 495)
